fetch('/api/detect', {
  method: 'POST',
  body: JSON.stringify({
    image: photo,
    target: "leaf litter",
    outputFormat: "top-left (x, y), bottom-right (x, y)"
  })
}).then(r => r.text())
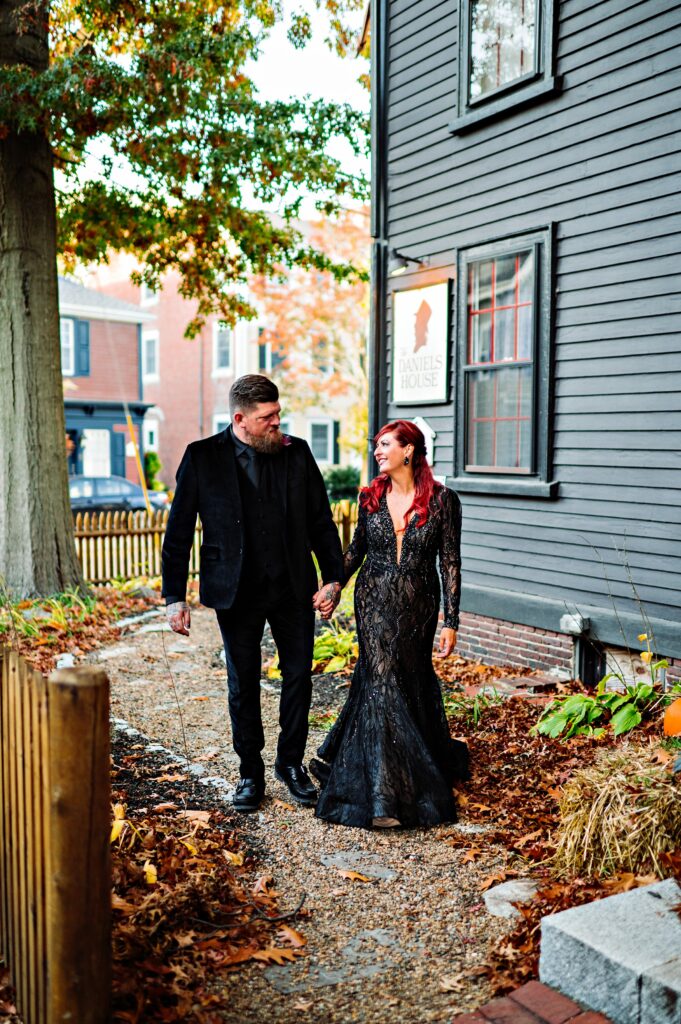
top-left (110, 740), bottom-right (308, 1023)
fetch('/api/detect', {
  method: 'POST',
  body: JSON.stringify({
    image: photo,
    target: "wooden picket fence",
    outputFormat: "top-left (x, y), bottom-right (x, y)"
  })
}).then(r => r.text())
top-left (74, 502), bottom-right (358, 585)
top-left (0, 648), bottom-right (110, 1022)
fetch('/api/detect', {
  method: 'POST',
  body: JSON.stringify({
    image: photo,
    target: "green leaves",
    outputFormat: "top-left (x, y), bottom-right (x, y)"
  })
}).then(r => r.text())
top-left (1, 0), bottom-right (369, 335)
top-left (610, 704), bottom-right (642, 736)
top-left (534, 679), bottom-right (662, 741)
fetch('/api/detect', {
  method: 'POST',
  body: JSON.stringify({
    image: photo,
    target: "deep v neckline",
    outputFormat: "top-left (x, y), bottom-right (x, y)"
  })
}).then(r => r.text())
top-left (382, 492), bottom-right (416, 566)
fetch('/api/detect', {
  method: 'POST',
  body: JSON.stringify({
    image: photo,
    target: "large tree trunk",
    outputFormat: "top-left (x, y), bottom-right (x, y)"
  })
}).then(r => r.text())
top-left (0, 2), bottom-right (83, 598)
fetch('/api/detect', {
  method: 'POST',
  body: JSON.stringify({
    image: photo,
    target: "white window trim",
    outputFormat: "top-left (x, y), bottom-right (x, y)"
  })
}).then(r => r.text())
top-left (212, 321), bottom-right (233, 377)
top-left (142, 330), bottom-right (160, 383)
top-left (307, 418), bottom-right (334, 464)
top-left (212, 413), bottom-right (231, 434)
top-left (60, 317), bottom-right (75, 376)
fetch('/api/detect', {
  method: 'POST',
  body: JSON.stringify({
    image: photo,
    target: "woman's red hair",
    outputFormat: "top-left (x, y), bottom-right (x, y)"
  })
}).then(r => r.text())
top-left (360, 420), bottom-right (442, 528)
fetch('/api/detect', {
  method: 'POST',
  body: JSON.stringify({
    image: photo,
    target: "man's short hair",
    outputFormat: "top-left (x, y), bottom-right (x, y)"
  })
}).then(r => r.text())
top-left (229, 375), bottom-right (279, 417)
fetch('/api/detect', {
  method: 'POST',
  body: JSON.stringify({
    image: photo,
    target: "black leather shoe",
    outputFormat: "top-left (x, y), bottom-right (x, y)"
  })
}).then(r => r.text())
top-left (274, 763), bottom-right (318, 806)
top-left (233, 777), bottom-right (265, 813)
top-left (309, 757), bottom-right (331, 785)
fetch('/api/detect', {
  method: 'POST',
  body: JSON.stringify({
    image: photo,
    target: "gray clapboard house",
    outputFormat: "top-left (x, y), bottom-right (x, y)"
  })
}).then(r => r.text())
top-left (368, 0), bottom-right (681, 679)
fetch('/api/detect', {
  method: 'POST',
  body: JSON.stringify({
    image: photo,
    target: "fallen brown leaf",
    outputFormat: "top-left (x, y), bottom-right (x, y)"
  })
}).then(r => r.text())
top-left (461, 847), bottom-right (483, 864)
top-left (338, 869), bottom-right (374, 882)
top-left (273, 798), bottom-right (295, 811)
top-left (277, 924), bottom-right (307, 948)
top-left (252, 946), bottom-right (304, 965)
top-left (177, 809), bottom-right (211, 824)
top-left (439, 976), bottom-right (464, 992)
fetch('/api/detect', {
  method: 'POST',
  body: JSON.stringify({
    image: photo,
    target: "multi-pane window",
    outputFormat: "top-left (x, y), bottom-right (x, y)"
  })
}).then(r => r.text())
top-left (258, 337), bottom-right (285, 373)
top-left (466, 250), bottom-right (534, 472)
top-left (213, 322), bottom-right (232, 373)
top-left (310, 422), bottom-right (332, 462)
top-left (60, 317), bottom-right (75, 375)
top-left (452, 0), bottom-right (556, 134)
top-left (455, 229), bottom-right (554, 496)
top-left (469, 0), bottom-right (536, 102)
top-left (309, 420), bottom-right (339, 464)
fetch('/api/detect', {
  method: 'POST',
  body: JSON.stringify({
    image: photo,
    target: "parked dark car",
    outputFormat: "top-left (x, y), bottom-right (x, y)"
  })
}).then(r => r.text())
top-left (69, 475), bottom-right (169, 514)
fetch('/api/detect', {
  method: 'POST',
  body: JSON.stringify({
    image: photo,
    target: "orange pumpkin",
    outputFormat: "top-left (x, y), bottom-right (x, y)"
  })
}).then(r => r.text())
top-left (663, 697), bottom-right (681, 736)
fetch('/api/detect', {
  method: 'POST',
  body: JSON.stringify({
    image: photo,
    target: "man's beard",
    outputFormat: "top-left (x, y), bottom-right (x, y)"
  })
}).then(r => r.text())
top-left (243, 427), bottom-right (284, 454)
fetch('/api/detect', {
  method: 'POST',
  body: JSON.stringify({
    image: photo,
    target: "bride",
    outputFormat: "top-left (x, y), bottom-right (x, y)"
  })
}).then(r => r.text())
top-left (312, 420), bottom-right (469, 829)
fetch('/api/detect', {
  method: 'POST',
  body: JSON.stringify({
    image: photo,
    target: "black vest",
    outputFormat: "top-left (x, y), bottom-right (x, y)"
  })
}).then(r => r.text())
top-left (236, 457), bottom-right (289, 585)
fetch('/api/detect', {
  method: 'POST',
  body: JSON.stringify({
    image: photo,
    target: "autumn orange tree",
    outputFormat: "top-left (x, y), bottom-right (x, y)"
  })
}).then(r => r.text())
top-left (250, 207), bottom-right (370, 464)
top-left (0, 0), bottom-right (367, 597)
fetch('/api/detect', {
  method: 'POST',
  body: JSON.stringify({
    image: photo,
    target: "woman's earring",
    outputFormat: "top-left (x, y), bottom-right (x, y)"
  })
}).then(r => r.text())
top-left (404, 456), bottom-right (410, 465)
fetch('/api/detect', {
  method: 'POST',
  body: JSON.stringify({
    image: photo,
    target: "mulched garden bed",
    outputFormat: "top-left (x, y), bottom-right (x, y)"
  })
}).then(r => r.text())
top-left (446, 687), bottom-right (681, 995)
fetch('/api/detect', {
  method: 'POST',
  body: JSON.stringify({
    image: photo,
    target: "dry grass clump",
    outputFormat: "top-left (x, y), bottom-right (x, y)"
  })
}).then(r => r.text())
top-left (553, 746), bottom-right (681, 878)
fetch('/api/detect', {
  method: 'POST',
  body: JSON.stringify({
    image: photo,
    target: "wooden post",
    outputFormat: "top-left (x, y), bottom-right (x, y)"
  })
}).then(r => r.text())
top-left (45, 667), bottom-right (110, 1022)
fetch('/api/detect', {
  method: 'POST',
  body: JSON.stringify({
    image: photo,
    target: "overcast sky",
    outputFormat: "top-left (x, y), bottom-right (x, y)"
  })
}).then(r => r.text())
top-left (248, 6), bottom-right (370, 213)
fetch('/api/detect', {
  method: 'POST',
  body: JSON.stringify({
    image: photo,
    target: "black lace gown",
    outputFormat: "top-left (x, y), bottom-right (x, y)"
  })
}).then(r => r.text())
top-left (314, 486), bottom-right (468, 829)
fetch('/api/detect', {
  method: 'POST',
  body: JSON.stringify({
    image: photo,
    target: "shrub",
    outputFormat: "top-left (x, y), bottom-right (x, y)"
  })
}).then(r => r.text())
top-left (144, 450), bottom-right (165, 492)
top-left (323, 466), bottom-right (360, 501)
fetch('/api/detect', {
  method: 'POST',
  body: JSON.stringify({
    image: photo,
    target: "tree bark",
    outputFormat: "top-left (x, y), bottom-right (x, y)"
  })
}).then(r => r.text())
top-left (0, 2), bottom-right (83, 598)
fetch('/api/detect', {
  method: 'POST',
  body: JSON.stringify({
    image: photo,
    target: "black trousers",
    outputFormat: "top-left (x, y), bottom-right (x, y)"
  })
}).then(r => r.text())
top-left (216, 576), bottom-right (315, 781)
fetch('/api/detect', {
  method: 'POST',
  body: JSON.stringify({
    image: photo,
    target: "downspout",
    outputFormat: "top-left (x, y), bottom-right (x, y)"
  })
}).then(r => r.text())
top-left (367, 0), bottom-right (389, 478)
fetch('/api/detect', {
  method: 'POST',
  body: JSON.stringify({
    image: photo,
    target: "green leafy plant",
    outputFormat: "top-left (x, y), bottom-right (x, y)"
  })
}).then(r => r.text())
top-left (444, 688), bottom-right (503, 728)
top-left (534, 680), bottom-right (669, 739)
top-left (311, 623), bottom-right (358, 673)
top-left (535, 631), bottom-right (675, 740)
top-left (144, 451), bottom-right (166, 492)
top-left (268, 622), bottom-right (358, 680)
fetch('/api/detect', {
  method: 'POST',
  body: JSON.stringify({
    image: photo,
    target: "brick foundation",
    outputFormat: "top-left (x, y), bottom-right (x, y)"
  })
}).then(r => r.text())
top-left (454, 612), bottom-right (574, 674)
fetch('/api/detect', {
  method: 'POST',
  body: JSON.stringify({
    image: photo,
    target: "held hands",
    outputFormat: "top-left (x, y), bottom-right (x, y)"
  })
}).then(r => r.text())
top-left (312, 581), bottom-right (342, 621)
top-left (436, 627), bottom-right (457, 658)
top-left (166, 601), bottom-right (191, 635)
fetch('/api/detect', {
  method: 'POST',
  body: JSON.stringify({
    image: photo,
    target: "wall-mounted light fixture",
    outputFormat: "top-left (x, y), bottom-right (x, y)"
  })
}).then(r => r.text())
top-left (388, 248), bottom-right (429, 277)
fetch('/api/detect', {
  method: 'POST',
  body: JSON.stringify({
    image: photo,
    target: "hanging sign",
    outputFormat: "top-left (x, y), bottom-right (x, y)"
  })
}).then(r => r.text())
top-left (392, 281), bottom-right (449, 405)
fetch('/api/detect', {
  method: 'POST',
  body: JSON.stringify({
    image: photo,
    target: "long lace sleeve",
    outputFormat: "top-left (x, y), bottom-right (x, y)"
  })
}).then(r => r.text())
top-left (343, 502), bottom-right (368, 585)
top-left (438, 488), bottom-right (462, 629)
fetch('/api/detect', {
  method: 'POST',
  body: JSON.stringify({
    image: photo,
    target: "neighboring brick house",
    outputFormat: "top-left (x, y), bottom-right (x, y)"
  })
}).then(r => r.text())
top-left (85, 253), bottom-right (352, 485)
top-left (59, 277), bottom-right (154, 481)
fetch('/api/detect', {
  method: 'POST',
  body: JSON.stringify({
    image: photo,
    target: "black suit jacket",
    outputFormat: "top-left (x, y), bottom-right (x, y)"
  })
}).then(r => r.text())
top-left (161, 430), bottom-right (344, 609)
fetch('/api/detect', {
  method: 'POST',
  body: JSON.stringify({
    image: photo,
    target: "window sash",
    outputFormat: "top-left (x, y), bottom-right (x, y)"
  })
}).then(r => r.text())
top-left (309, 422), bottom-right (332, 462)
top-left (60, 318), bottom-right (75, 375)
top-left (468, 0), bottom-right (539, 105)
top-left (464, 363), bottom-right (535, 473)
top-left (142, 333), bottom-right (159, 378)
top-left (467, 249), bottom-right (535, 365)
top-left (214, 324), bottom-right (232, 372)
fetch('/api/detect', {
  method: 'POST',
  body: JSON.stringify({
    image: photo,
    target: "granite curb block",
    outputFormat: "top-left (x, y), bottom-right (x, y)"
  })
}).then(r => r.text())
top-left (539, 879), bottom-right (681, 1024)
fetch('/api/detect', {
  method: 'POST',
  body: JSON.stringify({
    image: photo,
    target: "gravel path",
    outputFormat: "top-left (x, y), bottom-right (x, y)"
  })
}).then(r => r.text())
top-left (98, 607), bottom-right (509, 1022)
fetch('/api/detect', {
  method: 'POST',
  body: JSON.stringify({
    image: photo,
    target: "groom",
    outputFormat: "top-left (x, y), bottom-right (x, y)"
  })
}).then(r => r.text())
top-left (162, 374), bottom-right (343, 812)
